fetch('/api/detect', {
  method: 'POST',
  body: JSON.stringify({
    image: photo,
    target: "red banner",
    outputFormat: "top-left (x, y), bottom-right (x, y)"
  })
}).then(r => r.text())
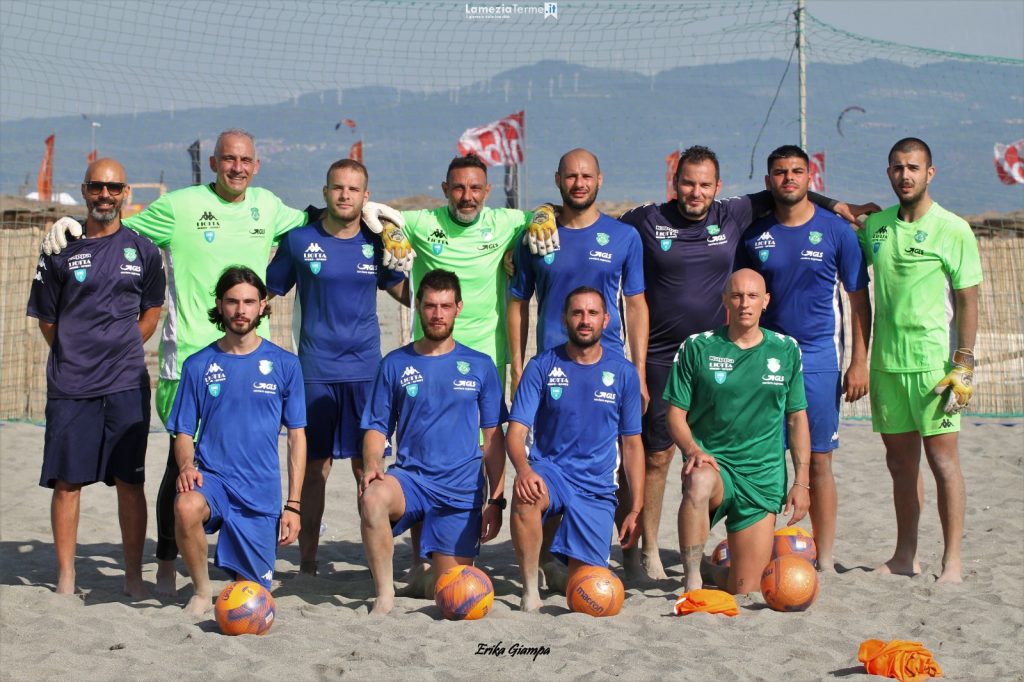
top-left (994, 140), bottom-right (1024, 185)
top-left (666, 150), bottom-right (681, 201)
top-left (456, 111), bottom-right (524, 167)
top-left (349, 140), bottom-right (363, 163)
top-left (87, 149), bottom-right (97, 163)
top-left (809, 152), bottom-right (825, 192)
top-left (38, 134), bottom-right (54, 202)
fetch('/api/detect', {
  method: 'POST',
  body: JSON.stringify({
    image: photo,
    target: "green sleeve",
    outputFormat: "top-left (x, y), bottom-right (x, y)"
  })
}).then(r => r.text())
top-left (784, 339), bottom-right (808, 413)
top-left (271, 200), bottom-right (307, 244)
top-left (944, 222), bottom-right (983, 290)
top-left (663, 337), bottom-right (696, 410)
top-left (123, 193), bottom-right (176, 247)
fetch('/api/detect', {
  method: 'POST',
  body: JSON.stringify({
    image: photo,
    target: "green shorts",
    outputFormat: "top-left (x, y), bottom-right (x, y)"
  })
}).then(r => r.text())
top-left (870, 368), bottom-right (960, 437)
top-left (155, 378), bottom-right (180, 426)
top-left (710, 464), bottom-right (778, 534)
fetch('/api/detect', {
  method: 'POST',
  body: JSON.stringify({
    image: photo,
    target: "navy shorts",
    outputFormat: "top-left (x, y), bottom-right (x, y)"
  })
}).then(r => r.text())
top-left (642, 362), bottom-right (674, 453)
top-left (305, 381), bottom-right (379, 460)
top-left (803, 371), bottom-right (841, 453)
top-left (41, 387), bottom-right (150, 489)
top-left (389, 469), bottom-right (481, 559)
top-left (197, 471), bottom-right (279, 588)
top-left (533, 459), bottom-right (616, 567)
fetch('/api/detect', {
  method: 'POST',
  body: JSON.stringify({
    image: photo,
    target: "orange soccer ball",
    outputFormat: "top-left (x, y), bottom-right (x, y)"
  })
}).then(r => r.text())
top-left (434, 565), bottom-right (494, 621)
top-left (772, 526), bottom-right (817, 565)
top-left (760, 555), bottom-right (819, 612)
top-left (215, 581), bottom-right (276, 635)
top-left (566, 565), bottom-right (624, 617)
top-left (710, 539), bottom-right (731, 567)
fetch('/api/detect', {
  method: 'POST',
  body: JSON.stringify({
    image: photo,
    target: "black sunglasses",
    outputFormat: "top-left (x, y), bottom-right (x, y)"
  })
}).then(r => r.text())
top-left (84, 181), bottom-right (126, 196)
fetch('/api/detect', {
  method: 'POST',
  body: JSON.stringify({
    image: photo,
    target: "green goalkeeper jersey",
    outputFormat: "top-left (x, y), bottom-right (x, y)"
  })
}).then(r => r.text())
top-left (124, 184), bottom-right (306, 380)
top-left (859, 202), bottom-right (982, 372)
top-left (663, 327), bottom-right (807, 498)
top-left (402, 206), bottom-right (529, 368)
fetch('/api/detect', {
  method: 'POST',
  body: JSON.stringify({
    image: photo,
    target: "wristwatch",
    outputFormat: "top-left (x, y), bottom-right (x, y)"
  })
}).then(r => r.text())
top-left (487, 496), bottom-right (507, 510)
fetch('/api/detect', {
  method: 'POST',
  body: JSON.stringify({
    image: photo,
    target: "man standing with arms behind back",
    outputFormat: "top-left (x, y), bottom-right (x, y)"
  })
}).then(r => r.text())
top-left (860, 138), bottom-right (981, 583)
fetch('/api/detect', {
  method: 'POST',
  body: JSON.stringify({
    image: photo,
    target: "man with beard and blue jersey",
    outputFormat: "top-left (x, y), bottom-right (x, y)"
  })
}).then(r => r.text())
top-left (266, 159), bottom-right (407, 576)
top-left (508, 287), bottom-right (645, 612)
top-left (359, 270), bottom-right (506, 615)
top-left (736, 145), bottom-right (871, 573)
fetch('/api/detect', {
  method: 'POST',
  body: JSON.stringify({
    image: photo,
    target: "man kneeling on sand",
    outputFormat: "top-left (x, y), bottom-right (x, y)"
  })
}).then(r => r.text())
top-left (168, 267), bottom-right (306, 616)
top-left (666, 269), bottom-right (811, 595)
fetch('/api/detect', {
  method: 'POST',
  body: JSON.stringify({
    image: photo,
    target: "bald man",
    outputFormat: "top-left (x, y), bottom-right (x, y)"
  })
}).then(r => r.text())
top-left (664, 269), bottom-right (810, 595)
top-left (27, 159), bottom-right (166, 597)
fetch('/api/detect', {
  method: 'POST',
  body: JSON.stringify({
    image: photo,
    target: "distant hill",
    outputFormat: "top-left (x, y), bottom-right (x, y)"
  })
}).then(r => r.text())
top-left (1, 59), bottom-right (1021, 215)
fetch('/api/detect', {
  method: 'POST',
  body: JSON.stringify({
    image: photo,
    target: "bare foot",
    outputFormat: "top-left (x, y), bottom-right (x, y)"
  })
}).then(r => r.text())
top-left (182, 594), bottom-right (213, 618)
top-left (156, 560), bottom-right (178, 597)
top-left (520, 589), bottom-right (542, 612)
top-left (397, 563), bottom-right (435, 598)
top-left (300, 560), bottom-right (318, 576)
top-left (642, 550), bottom-right (669, 580)
top-left (56, 570), bottom-right (76, 595)
top-left (815, 556), bottom-right (836, 574)
top-left (937, 562), bottom-right (963, 584)
top-left (370, 593), bottom-right (394, 615)
top-left (541, 560), bottom-right (568, 594)
top-left (123, 575), bottom-right (150, 600)
top-left (874, 557), bottom-right (921, 576)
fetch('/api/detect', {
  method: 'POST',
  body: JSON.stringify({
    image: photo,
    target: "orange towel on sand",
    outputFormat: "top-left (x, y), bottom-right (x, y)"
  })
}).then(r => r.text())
top-left (673, 589), bottom-right (738, 616)
top-left (858, 639), bottom-right (944, 682)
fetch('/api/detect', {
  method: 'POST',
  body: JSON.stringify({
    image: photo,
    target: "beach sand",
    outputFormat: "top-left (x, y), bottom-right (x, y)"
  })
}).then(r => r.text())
top-left (1, 416), bottom-right (1021, 681)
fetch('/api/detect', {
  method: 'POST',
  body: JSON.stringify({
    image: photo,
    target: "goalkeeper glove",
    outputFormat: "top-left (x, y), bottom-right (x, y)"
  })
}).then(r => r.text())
top-left (361, 202), bottom-right (415, 272)
top-left (41, 216), bottom-right (83, 256)
top-left (524, 204), bottom-right (559, 256)
top-left (933, 349), bottom-right (974, 414)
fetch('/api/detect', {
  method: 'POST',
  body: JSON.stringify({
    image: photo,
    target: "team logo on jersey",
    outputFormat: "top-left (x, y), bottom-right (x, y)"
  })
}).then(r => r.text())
top-left (914, 230), bottom-right (928, 243)
top-left (405, 384), bottom-right (419, 397)
top-left (706, 224), bottom-right (721, 236)
top-left (758, 249), bottom-right (769, 263)
top-left (659, 239), bottom-right (672, 251)
top-left (123, 247), bottom-right (138, 262)
top-left (457, 361), bottom-right (470, 375)
top-left (362, 244), bottom-right (374, 259)
top-left (654, 225), bottom-right (677, 252)
top-left (549, 386), bottom-right (563, 400)
top-left (204, 231), bottom-right (215, 243)
top-left (602, 371), bottom-right (614, 387)
top-left (401, 365), bottom-right (423, 397)
top-left (596, 232), bottom-right (610, 246)
top-left (303, 243), bottom-right (327, 274)
top-left (432, 243), bottom-right (444, 255)
top-left (310, 262), bottom-right (322, 274)
top-left (204, 363), bottom-right (226, 395)
top-left (767, 358), bottom-right (781, 373)
top-left (427, 228), bottom-right (448, 256)
top-left (808, 231), bottom-right (822, 245)
top-left (714, 370), bottom-right (727, 384)
top-left (259, 360), bottom-right (273, 375)
top-left (708, 355), bottom-right (734, 384)
top-left (74, 268), bottom-right (87, 282)
top-left (871, 225), bottom-right (889, 253)
top-left (208, 383), bottom-right (221, 397)
top-left (251, 208), bottom-right (260, 222)
top-left (481, 228), bottom-right (494, 241)
top-left (547, 365), bottom-right (569, 399)
top-left (762, 357), bottom-right (785, 385)
top-left (543, 253), bottom-right (556, 265)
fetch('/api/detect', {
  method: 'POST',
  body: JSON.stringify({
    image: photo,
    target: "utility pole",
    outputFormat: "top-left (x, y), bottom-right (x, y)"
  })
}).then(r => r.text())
top-left (797, 0), bottom-right (808, 151)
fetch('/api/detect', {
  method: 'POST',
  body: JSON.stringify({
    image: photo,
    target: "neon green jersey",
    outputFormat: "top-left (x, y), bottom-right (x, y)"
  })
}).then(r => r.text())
top-left (124, 184), bottom-right (306, 379)
top-left (402, 206), bottom-right (529, 368)
top-left (859, 202), bottom-right (982, 372)
top-left (664, 327), bottom-right (807, 492)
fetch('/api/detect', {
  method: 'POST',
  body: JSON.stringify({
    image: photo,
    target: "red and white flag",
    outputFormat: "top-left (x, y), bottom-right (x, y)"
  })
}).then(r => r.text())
top-left (665, 150), bottom-right (681, 201)
top-left (808, 152), bottom-right (825, 192)
top-left (348, 140), bottom-right (363, 163)
top-left (994, 140), bottom-right (1024, 185)
top-left (457, 111), bottom-right (524, 167)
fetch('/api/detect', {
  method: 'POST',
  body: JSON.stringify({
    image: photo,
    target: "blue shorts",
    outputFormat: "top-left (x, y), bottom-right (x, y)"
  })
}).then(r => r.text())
top-left (803, 371), bottom-right (841, 453)
top-left (305, 381), bottom-right (379, 460)
top-left (41, 387), bottom-right (150, 489)
top-left (389, 469), bottom-right (481, 559)
top-left (196, 472), bottom-right (278, 588)
top-left (533, 459), bottom-right (616, 567)
top-left (642, 362), bottom-right (674, 453)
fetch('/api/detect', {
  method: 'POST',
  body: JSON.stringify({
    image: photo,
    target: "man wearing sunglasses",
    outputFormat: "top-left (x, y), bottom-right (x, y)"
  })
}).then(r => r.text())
top-left (28, 159), bottom-right (165, 598)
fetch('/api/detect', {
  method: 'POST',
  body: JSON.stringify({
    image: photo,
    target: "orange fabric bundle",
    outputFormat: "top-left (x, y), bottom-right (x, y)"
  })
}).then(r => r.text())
top-left (673, 589), bottom-right (739, 616)
top-left (858, 639), bottom-right (944, 682)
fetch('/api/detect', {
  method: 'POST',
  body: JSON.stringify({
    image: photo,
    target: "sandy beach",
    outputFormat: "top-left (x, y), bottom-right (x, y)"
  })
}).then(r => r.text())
top-left (1, 415), bottom-right (1021, 681)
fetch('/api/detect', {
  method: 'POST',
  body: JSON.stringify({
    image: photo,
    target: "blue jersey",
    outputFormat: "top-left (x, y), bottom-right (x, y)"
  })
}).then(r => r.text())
top-left (167, 340), bottom-right (306, 515)
top-left (737, 206), bottom-right (869, 374)
top-left (509, 346), bottom-right (642, 496)
top-left (27, 227), bottom-right (165, 399)
top-left (510, 213), bottom-right (644, 356)
top-left (265, 221), bottom-right (403, 382)
top-left (619, 194), bottom-right (771, 366)
top-left (361, 342), bottom-right (504, 508)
